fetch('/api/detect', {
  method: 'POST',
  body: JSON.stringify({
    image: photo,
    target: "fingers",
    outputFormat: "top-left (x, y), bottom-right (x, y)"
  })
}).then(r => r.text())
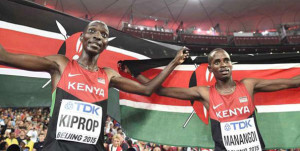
top-left (184, 53), bottom-right (189, 59)
top-left (124, 65), bottom-right (132, 74)
top-left (117, 61), bottom-right (125, 71)
top-left (182, 46), bottom-right (190, 59)
top-left (118, 64), bottom-right (131, 74)
top-left (174, 47), bottom-right (190, 65)
top-left (182, 46), bottom-right (190, 53)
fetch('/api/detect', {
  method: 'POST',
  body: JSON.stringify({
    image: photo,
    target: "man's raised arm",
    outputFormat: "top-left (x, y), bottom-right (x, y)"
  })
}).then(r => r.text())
top-left (0, 44), bottom-right (67, 74)
top-left (242, 75), bottom-right (300, 93)
top-left (108, 48), bottom-right (190, 96)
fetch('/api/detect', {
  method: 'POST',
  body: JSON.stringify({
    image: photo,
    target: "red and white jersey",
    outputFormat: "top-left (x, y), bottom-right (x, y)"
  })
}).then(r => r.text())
top-left (57, 60), bottom-right (109, 103)
top-left (44, 60), bottom-right (109, 151)
top-left (209, 80), bottom-right (255, 122)
top-left (208, 81), bottom-right (264, 151)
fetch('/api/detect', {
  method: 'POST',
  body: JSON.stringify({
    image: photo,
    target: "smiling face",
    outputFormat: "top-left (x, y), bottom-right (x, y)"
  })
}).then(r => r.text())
top-left (81, 21), bottom-right (109, 55)
top-left (208, 49), bottom-right (233, 81)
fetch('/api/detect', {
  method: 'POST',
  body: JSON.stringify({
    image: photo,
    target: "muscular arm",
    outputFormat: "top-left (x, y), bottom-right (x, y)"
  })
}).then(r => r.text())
top-left (123, 66), bottom-right (207, 101)
top-left (108, 49), bottom-right (189, 96)
top-left (242, 75), bottom-right (300, 93)
top-left (0, 44), bottom-right (67, 74)
top-left (0, 44), bottom-right (69, 90)
top-left (157, 86), bottom-right (206, 100)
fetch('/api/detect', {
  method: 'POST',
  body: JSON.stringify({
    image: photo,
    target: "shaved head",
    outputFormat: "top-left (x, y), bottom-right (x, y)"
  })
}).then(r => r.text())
top-left (83, 20), bottom-right (109, 34)
top-left (208, 48), bottom-right (228, 65)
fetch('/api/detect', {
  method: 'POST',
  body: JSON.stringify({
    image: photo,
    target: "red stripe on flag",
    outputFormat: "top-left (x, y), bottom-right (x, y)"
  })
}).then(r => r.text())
top-left (0, 29), bottom-right (63, 56)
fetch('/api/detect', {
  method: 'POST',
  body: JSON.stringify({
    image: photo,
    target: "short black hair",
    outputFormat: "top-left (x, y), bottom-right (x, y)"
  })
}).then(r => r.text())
top-left (83, 20), bottom-right (108, 34)
top-left (208, 48), bottom-right (227, 65)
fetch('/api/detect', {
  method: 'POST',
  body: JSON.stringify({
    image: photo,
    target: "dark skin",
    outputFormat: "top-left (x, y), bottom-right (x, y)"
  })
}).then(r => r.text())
top-left (0, 20), bottom-right (189, 96)
top-left (130, 49), bottom-right (300, 110)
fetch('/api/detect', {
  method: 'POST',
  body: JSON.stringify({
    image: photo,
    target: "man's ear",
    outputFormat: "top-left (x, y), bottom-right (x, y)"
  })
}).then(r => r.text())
top-left (208, 64), bottom-right (212, 72)
top-left (80, 33), bottom-right (83, 41)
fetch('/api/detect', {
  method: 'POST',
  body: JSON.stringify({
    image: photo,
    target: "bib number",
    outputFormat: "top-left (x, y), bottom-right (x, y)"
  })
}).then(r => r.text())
top-left (221, 117), bottom-right (262, 151)
top-left (56, 99), bottom-right (102, 145)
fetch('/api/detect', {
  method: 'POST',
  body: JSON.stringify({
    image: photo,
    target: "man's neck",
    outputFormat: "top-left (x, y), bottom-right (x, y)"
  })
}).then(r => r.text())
top-left (77, 53), bottom-right (100, 71)
top-left (215, 79), bottom-right (236, 94)
top-left (216, 78), bottom-right (234, 88)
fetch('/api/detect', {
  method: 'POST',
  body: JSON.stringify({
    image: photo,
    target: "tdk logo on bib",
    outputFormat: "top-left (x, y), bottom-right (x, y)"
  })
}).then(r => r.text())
top-left (225, 119), bottom-right (252, 131)
top-left (64, 101), bottom-right (100, 116)
top-left (75, 102), bottom-right (100, 116)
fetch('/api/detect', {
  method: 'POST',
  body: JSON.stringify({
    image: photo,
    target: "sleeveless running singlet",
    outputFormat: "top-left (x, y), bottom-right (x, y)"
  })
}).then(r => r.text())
top-left (209, 81), bottom-right (265, 151)
top-left (43, 60), bottom-right (109, 151)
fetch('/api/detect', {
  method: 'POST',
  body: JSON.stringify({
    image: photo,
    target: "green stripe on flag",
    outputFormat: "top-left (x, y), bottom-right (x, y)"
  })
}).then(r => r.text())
top-left (257, 112), bottom-right (300, 149)
top-left (0, 75), bottom-right (51, 107)
top-left (107, 88), bottom-right (121, 122)
top-left (121, 105), bottom-right (215, 148)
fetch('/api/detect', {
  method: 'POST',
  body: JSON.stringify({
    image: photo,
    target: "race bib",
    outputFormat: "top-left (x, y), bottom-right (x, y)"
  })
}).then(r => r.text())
top-left (56, 99), bottom-right (102, 145)
top-left (221, 117), bottom-right (262, 151)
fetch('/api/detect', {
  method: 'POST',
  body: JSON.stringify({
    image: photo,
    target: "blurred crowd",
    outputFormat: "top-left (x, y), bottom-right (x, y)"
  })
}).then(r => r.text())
top-left (0, 108), bottom-right (48, 151)
top-left (0, 108), bottom-right (299, 151)
top-left (103, 116), bottom-right (209, 151)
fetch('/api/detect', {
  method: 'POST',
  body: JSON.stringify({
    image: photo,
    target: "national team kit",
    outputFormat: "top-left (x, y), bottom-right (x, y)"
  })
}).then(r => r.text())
top-left (209, 81), bottom-right (265, 151)
top-left (43, 60), bottom-right (109, 151)
top-left (42, 60), bottom-right (263, 151)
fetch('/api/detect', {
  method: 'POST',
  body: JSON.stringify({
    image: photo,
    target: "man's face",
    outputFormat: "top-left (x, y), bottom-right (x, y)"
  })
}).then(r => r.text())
top-left (81, 21), bottom-right (109, 55)
top-left (208, 50), bottom-right (232, 81)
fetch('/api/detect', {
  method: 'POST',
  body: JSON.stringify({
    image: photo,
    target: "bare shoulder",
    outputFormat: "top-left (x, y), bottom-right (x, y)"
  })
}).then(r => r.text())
top-left (240, 78), bottom-right (260, 95)
top-left (45, 55), bottom-right (69, 72)
top-left (103, 67), bottom-right (121, 80)
top-left (196, 86), bottom-right (210, 106)
top-left (186, 85), bottom-right (209, 97)
top-left (196, 86), bottom-right (210, 102)
top-left (45, 54), bottom-right (69, 64)
top-left (197, 86), bottom-right (210, 92)
top-left (241, 78), bottom-right (259, 87)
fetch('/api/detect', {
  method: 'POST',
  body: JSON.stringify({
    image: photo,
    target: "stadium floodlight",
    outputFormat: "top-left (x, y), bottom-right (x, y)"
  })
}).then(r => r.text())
top-left (262, 30), bottom-right (269, 35)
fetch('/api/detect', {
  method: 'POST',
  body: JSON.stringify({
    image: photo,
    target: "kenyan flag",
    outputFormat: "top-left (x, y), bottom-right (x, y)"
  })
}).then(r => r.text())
top-left (1, 0), bottom-right (300, 149)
